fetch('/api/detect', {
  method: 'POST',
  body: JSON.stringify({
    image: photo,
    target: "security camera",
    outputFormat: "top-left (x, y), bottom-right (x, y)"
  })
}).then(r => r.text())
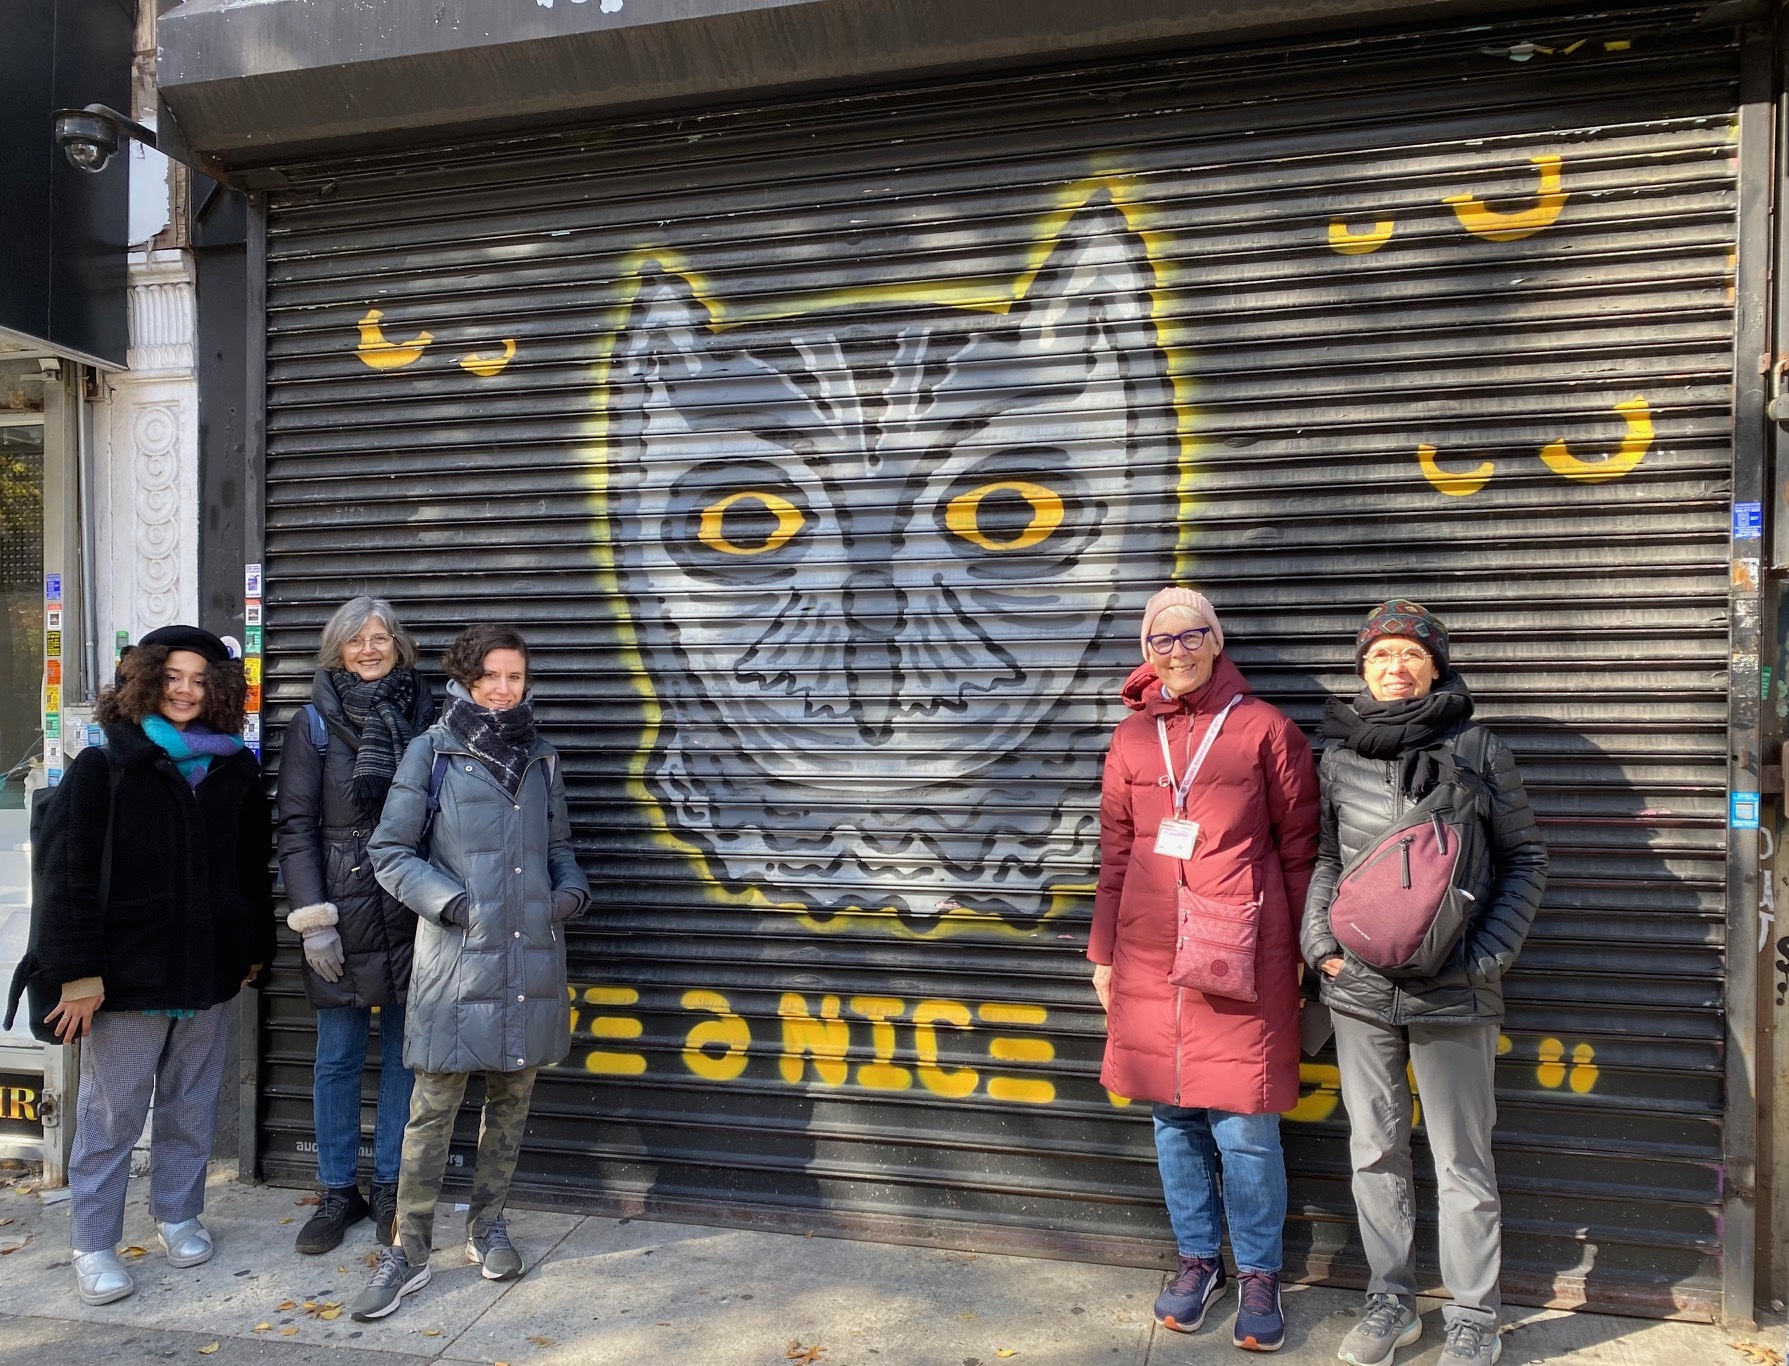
top-left (51, 104), bottom-right (156, 174)
top-left (35, 358), bottom-right (60, 380)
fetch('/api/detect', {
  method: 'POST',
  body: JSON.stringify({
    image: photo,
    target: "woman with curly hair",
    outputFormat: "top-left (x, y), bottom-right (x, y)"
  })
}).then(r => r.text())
top-left (352, 623), bottom-right (587, 1322)
top-left (33, 625), bottom-right (272, 1305)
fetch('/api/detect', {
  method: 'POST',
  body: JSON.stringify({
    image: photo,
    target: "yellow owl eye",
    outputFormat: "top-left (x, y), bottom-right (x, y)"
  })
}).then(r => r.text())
top-left (944, 480), bottom-right (1064, 552)
top-left (697, 490), bottom-right (807, 556)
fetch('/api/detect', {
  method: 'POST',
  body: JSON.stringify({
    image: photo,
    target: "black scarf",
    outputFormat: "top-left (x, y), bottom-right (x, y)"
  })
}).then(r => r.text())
top-left (325, 666), bottom-right (425, 813)
top-left (442, 690), bottom-right (538, 797)
top-left (1323, 673), bottom-right (1476, 798)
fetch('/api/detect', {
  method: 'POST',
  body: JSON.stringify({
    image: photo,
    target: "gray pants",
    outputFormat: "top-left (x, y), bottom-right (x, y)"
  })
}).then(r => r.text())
top-left (1333, 1012), bottom-right (1501, 1328)
top-left (69, 1004), bottom-right (230, 1252)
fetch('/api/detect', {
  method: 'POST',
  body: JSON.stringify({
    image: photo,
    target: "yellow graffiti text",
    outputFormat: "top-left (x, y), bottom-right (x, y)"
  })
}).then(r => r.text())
top-left (1416, 444), bottom-right (1495, 497)
top-left (1443, 154), bottom-right (1569, 242)
top-left (1536, 1038), bottom-right (1600, 1093)
top-left (912, 999), bottom-right (979, 1099)
top-left (1328, 220), bottom-right (1395, 254)
top-left (577, 985), bottom-right (648, 1076)
top-left (354, 309), bottom-right (434, 369)
top-left (778, 993), bottom-right (851, 1086)
top-left (1538, 396), bottom-right (1652, 483)
top-left (459, 338), bottom-right (517, 377)
top-left (681, 989), bottom-right (751, 1081)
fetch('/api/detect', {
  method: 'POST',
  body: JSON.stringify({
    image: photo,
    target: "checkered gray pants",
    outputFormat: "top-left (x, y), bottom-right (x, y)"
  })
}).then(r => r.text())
top-left (69, 1003), bottom-right (230, 1252)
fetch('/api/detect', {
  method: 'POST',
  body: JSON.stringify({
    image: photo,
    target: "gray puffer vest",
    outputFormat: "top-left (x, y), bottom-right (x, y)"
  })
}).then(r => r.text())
top-left (369, 722), bottom-right (589, 1074)
top-left (1301, 722), bottom-right (1548, 1026)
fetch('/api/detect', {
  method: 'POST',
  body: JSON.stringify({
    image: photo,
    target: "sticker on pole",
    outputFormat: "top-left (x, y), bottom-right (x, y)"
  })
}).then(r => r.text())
top-left (44, 573), bottom-right (60, 600)
top-left (1731, 791), bottom-right (1762, 829)
top-left (244, 563), bottom-right (262, 597)
top-left (1734, 501), bottom-right (1762, 540)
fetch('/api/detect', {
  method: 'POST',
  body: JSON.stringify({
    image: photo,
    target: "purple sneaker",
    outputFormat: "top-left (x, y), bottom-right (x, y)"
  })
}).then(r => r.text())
top-left (1154, 1254), bottom-right (1228, 1333)
top-left (1233, 1270), bottom-right (1285, 1352)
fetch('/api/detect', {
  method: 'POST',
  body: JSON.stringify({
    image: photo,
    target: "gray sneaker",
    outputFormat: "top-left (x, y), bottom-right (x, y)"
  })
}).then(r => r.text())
top-left (350, 1245), bottom-right (431, 1321)
top-left (1438, 1319), bottom-right (1502, 1366)
top-left (1337, 1294), bottom-right (1421, 1366)
top-left (467, 1216), bottom-right (524, 1281)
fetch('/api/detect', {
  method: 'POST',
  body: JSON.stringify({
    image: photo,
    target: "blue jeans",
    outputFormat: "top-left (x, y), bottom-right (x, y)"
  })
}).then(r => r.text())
top-left (313, 1005), bottom-right (414, 1188)
top-left (1152, 1103), bottom-right (1286, 1273)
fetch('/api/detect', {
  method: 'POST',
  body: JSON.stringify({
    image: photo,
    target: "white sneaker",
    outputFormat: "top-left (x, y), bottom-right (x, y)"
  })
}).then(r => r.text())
top-left (72, 1248), bottom-right (135, 1305)
top-left (156, 1217), bottom-right (214, 1268)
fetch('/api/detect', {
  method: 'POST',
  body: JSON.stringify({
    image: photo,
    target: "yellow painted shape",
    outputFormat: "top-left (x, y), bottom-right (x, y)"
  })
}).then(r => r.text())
top-left (849, 996), bottom-right (914, 1091)
top-left (944, 480), bottom-right (1064, 551)
top-left (1569, 1042), bottom-right (1600, 1094)
top-left (1537, 1036), bottom-right (1566, 1089)
top-left (355, 309), bottom-right (434, 369)
top-left (681, 988), bottom-right (751, 1081)
top-left (1328, 220), bottom-right (1395, 254)
top-left (585, 986), bottom-right (639, 1006)
top-left (913, 1000), bottom-right (978, 1098)
top-left (988, 1037), bottom-right (1054, 1064)
top-left (1417, 443), bottom-right (1494, 497)
top-left (1283, 1063), bottom-right (1341, 1123)
top-left (698, 490), bottom-right (806, 555)
top-left (1538, 396), bottom-right (1652, 483)
top-left (588, 1016), bottom-right (642, 1040)
top-left (1106, 1090), bottom-right (1134, 1108)
top-left (978, 1003), bottom-right (1047, 1027)
top-left (586, 177), bottom-right (1197, 947)
top-left (586, 1050), bottom-right (648, 1076)
top-left (778, 992), bottom-right (849, 1087)
top-left (459, 338), bottom-right (516, 377)
top-left (1443, 154), bottom-right (1569, 242)
top-left (1497, 1033), bottom-right (1513, 1055)
top-left (1406, 1061), bottom-right (1421, 1129)
top-left (1603, 39), bottom-right (1630, 51)
top-left (986, 1077), bottom-right (1056, 1104)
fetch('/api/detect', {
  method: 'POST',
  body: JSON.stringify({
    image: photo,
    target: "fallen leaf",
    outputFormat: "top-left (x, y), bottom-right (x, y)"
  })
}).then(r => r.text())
top-left (656, 1321), bottom-right (672, 1327)
top-left (252, 1323), bottom-right (272, 1334)
top-left (295, 1195), bottom-right (322, 1206)
top-left (277, 1301), bottom-right (298, 1311)
top-left (958, 1313), bottom-right (976, 1321)
top-left (337, 1265), bottom-right (347, 1274)
top-left (363, 1249), bottom-right (381, 1269)
top-left (279, 1326), bottom-right (299, 1336)
top-left (278, 1217), bottom-right (294, 1225)
top-left (319, 1307), bottom-right (342, 1321)
top-left (786, 1341), bottom-right (826, 1365)
top-left (0, 1237), bottom-right (27, 1255)
top-left (121, 1246), bottom-right (147, 1259)
top-left (528, 1338), bottom-right (556, 1347)
top-left (197, 1345), bottom-right (220, 1356)
top-left (0, 1217), bottom-right (12, 1225)
top-left (1730, 1344), bottom-right (1787, 1366)
top-left (997, 1353), bottom-right (1018, 1360)
top-left (423, 1328), bottom-right (443, 1337)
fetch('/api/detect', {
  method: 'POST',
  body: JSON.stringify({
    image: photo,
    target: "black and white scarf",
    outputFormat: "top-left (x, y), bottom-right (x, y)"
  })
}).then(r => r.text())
top-left (326, 666), bottom-right (425, 812)
top-left (441, 688), bottom-right (538, 797)
top-left (1322, 672), bottom-right (1476, 799)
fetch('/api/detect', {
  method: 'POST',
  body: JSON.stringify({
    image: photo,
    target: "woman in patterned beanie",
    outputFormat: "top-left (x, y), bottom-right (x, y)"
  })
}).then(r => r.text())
top-left (1302, 599), bottom-right (1548, 1366)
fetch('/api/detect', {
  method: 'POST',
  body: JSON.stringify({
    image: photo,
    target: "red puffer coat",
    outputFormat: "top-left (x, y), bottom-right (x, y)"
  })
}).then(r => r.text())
top-left (1089, 655), bottom-right (1320, 1113)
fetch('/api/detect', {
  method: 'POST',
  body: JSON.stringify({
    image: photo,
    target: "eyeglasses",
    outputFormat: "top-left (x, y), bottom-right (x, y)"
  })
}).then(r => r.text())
top-left (1146, 627), bottom-right (1213, 655)
top-left (348, 634), bottom-right (394, 650)
top-left (1363, 647), bottom-right (1431, 669)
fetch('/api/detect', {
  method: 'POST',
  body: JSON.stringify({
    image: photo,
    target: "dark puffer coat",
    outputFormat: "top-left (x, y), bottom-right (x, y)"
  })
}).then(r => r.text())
top-left (34, 720), bottom-right (274, 1011)
top-left (1301, 713), bottom-right (1548, 1026)
top-left (276, 670), bottom-right (435, 1009)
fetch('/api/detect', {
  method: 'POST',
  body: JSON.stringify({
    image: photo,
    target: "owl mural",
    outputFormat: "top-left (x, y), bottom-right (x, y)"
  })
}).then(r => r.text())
top-left (606, 192), bottom-right (1179, 932)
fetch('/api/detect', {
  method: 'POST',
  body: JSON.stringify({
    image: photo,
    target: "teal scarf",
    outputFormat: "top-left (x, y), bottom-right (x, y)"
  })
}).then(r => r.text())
top-left (141, 714), bottom-right (243, 786)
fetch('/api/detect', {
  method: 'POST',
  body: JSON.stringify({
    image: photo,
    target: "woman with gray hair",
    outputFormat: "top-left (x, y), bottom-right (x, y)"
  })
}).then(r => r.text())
top-left (276, 597), bottom-right (435, 1255)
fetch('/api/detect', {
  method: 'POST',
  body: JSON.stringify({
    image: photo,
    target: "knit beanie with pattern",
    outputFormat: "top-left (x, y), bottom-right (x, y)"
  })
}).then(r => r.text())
top-left (1355, 599), bottom-right (1450, 676)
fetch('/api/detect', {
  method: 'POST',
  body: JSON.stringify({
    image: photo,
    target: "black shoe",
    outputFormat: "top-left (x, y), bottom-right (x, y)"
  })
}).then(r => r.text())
top-left (296, 1184), bottom-right (369, 1256)
top-left (369, 1181), bottom-right (399, 1248)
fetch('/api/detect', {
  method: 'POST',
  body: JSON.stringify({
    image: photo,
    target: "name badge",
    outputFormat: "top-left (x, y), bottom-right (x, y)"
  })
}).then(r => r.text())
top-left (1154, 818), bottom-right (1200, 860)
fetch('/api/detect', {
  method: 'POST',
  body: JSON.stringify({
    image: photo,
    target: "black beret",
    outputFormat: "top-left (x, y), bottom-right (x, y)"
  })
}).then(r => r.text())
top-left (137, 624), bottom-right (232, 665)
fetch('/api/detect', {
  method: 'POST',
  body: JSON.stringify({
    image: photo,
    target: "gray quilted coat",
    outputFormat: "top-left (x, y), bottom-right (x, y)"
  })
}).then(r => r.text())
top-left (369, 722), bottom-right (589, 1074)
top-left (1301, 718), bottom-right (1548, 1027)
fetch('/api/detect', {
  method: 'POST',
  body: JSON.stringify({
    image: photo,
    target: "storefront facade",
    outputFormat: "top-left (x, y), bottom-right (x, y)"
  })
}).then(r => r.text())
top-left (160, 0), bottom-right (1777, 1326)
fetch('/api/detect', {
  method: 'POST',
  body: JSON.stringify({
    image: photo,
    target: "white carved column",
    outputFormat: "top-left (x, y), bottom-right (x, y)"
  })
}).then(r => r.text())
top-left (97, 248), bottom-right (200, 655)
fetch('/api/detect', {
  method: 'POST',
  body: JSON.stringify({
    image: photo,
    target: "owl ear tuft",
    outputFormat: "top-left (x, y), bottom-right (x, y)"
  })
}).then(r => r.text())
top-left (618, 266), bottom-right (717, 378)
top-left (1018, 192), bottom-right (1152, 333)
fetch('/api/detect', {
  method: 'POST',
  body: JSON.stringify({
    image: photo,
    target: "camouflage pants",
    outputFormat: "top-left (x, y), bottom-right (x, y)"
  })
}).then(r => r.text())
top-left (395, 1066), bottom-right (538, 1259)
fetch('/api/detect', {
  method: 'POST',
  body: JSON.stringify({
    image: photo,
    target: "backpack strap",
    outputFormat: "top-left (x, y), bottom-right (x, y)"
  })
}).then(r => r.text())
top-left (302, 703), bottom-right (328, 757)
top-left (417, 748), bottom-right (450, 858)
top-left (1449, 724), bottom-right (1494, 782)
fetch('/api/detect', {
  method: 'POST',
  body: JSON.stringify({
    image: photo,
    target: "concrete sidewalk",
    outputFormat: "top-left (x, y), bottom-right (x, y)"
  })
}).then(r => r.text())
top-left (0, 1167), bottom-right (1777, 1366)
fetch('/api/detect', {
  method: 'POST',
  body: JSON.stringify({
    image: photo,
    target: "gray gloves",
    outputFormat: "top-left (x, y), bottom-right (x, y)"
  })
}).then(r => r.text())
top-left (551, 888), bottom-right (584, 923)
top-left (301, 925), bottom-right (345, 983)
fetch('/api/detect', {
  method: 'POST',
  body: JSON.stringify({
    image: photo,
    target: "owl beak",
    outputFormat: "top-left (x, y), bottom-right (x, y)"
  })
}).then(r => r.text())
top-left (843, 569), bottom-right (903, 745)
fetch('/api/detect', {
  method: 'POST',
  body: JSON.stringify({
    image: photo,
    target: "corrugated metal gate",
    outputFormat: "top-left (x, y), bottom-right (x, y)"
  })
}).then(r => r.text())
top-left (254, 4), bottom-right (1743, 1318)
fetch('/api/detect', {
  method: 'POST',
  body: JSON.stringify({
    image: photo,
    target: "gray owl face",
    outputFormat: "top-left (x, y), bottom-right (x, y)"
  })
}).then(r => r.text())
top-left (607, 194), bottom-right (1177, 931)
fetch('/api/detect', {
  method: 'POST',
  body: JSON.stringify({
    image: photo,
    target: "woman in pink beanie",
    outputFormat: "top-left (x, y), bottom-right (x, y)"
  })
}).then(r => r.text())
top-left (1090, 585), bottom-right (1319, 1352)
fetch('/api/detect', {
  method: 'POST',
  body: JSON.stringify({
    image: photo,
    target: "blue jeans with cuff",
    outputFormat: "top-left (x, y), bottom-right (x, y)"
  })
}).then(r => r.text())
top-left (312, 1004), bottom-right (413, 1189)
top-left (1152, 1103), bottom-right (1286, 1273)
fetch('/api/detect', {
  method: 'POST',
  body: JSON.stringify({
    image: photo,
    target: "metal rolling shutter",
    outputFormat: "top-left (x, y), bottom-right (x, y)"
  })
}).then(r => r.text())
top-left (256, 4), bottom-right (1740, 1317)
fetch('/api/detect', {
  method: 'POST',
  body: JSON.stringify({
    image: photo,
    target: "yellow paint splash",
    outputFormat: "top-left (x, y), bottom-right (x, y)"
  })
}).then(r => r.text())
top-left (1417, 444), bottom-right (1494, 496)
top-left (459, 338), bottom-right (516, 376)
top-left (1328, 219), bottom-right (1395, 254)
top-left (354, 309), bottom-right (433, 369)
top-left (1444, 154), bottom-right (1569, 242)
top-left (1538, 396), bottom-right (1652, 482)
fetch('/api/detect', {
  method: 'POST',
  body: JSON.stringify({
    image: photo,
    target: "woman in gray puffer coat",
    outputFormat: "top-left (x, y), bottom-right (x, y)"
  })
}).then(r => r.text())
top-left (353, 623), bottom-right (588, 1324)
top-left (1301, 601), bottom-right (1546, 1366)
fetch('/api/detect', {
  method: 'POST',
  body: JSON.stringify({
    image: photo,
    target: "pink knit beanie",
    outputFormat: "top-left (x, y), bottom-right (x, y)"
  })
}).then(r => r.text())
top-left (1139, 586), bottom-right (1224, 659)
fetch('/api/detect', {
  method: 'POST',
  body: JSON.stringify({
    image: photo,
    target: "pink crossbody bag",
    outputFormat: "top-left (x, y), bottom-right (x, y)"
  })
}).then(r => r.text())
top-left (1156, 694), bottom-right (1263, 1003)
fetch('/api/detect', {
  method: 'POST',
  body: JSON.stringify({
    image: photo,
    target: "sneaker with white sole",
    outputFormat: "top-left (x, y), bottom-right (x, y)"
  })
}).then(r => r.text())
top-left (1437, 1318), bottom-right (1502, 1366)
top-left (1338, 1293), bottom-right (1421, 1365)
top-left (350, 1245), bottom-right (431, 1321)
top-left (467, 1215), bottom-right (525, 1281)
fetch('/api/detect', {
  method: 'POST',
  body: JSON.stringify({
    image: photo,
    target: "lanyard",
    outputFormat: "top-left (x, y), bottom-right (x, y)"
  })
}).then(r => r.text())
top-left (1157, 693), bottom-right (1243, 817)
